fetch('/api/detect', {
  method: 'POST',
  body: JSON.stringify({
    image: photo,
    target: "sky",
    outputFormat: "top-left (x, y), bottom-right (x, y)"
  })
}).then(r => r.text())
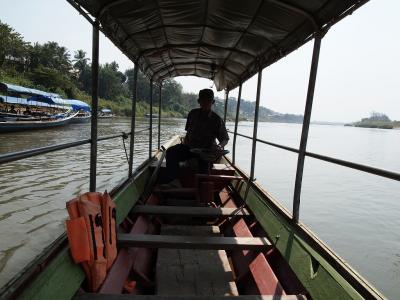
top-left (1, 0), bottom-right (399, 122)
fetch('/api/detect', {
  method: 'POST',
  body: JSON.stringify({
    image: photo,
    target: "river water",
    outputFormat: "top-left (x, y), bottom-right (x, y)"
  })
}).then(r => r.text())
top-left (0, 118), bottom-right (399, 298)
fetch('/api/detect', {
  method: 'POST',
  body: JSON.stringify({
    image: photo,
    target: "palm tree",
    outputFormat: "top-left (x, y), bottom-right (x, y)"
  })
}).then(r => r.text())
top-left (73, 50), bottom-right (89, 74)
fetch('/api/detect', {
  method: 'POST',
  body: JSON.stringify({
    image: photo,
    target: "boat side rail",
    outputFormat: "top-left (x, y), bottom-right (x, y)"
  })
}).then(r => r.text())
top-left (227, 129), bottom-right (400, 182)
top-left (0, 127), bottom-right (150, 165)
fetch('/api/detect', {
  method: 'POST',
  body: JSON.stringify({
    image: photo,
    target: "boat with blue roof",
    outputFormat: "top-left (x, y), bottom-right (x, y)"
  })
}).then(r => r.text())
top-left (0, 82), bottom-right (90, 132)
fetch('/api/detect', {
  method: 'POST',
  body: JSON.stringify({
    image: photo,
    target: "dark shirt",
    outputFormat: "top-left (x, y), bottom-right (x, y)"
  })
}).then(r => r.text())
top-left (184, 108), bottom-right (229, 148)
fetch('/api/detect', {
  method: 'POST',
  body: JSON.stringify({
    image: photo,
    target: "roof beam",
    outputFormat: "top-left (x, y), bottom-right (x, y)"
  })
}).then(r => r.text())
top-left (146, 59), bottom-right (246, 76)
top-left (266, 0), bottom-right (319, 30)
top-left (138, 43), bottom-right (256, 61)
top-left (98, 0), bottom-right (129, 19)
top-left (151, 62), bottom-right (240, 81)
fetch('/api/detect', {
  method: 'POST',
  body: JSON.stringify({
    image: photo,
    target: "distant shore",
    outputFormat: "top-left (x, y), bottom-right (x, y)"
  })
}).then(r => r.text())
top-left (345, 120), bottom-right (400, 129)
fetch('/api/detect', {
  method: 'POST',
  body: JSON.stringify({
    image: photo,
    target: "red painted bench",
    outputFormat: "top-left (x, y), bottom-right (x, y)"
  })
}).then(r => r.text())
top-left (99, 195), bottom-right (159, 294)
top-left (227, 218), bottom-right (285, 295)
top-left (249, 222), bottom-right (307, 295)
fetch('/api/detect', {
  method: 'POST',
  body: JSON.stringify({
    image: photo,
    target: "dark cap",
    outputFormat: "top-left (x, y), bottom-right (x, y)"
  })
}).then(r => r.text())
top-left (198, 89), bottom-right (214, 101)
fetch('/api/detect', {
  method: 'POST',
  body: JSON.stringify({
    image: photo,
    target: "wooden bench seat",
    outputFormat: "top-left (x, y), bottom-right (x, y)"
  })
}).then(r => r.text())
top-left (132, 205), bottom-right (250, 218)
top-left (211, 163), bottom-right (236, 176)
top-left (118, 234), bottom-right (271, 250)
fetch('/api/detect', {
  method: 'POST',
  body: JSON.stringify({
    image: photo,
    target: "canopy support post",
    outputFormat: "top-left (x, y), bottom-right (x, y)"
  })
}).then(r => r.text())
top-left (89, 20), bottom-right (99, 192)
top-left (223, 89), bottom-right (229, 123)
top-left (292, 33), bottom-right (322, 223)
top-left (129, 64), bottom-right (138, 177)
top-left (158, 82), bottom-right (162, 149)
top-left (149, 79), bottom-right (153, 159)
top-left (250, 69), bottom-right (262, 181)
top-left (232, 83), bottom-right (242, 165)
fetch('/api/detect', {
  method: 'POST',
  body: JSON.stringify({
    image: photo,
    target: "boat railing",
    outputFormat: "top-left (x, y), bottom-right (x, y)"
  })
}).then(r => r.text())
top-left (227, 129), bottom-right (400, 182)
top-left (0, 127), bottom-right (150, 165)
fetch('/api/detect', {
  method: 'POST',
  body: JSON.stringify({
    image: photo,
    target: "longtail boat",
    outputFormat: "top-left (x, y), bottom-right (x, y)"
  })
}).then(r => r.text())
top-left (1, 0), bottom-right (397, 299)
top-left (0, 112), bottom-right (78, 133)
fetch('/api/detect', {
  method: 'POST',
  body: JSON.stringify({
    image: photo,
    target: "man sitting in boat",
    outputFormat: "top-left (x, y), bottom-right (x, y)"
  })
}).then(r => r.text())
top-left (164, 88), bottom-right (229, 187)
top-left (9, 105), bottom-right (17, 114)
top-left (24, 107), bottom-right (32, 115)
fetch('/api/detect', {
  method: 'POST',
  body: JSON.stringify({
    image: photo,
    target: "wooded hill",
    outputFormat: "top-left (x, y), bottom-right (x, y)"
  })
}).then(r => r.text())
top-left (346, 112), bottom-right (400, 129)
top-left (0, 20), bottom-right (302, 122)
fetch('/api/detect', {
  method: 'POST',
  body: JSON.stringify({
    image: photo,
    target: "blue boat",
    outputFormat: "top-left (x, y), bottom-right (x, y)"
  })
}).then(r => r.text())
top-left (0, 83), bottom-right (80, 132)
top-left (65, 99), bottom-right (92, 124)
top-left (98, 108), bottom-right (114, 118)
top-left (0, 112), bottom-right (78, 133)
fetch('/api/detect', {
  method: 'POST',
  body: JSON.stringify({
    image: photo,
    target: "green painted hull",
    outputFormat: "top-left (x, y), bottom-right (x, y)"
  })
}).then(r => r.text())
top-left (1, 151), bottom-right (384, 299)
top-left (227, 159), bottom-right (384, 300)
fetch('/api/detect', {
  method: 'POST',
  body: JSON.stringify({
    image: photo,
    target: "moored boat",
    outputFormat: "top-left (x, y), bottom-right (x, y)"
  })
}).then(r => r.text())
top-left (1, 0), bottom-right (397, 299)
top-left (0, 85), bottom-right (94, 131)
top-left (0, 111), bottom-right (78, 133)
top-left (98, 108), bottom-right (114, 118)
top-left (71, 112), bottom-right (91, 123)
top-left (145, 113), bottom-right (158, 118)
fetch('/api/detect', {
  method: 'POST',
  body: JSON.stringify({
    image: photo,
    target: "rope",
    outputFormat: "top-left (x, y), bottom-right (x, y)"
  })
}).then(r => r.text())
top-left (122, 132), bottom-right (129, 164)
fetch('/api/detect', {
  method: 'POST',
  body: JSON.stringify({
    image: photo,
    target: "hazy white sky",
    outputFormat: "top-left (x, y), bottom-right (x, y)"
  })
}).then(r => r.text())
top-left (1, 0), bottom-right (399, 122)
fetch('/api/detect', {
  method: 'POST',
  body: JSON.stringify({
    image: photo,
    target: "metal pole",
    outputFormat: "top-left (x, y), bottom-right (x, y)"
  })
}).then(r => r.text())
top-left (128, 64), bottom-right (138, 177)
top-left (250, 70), bottom-right (262, 181)
top-left (223, 89), bottom-right (229, 123)
top-left (149, 79), bottom-right (153, 159)
top-left (292, 33), bottom-right (322, 223)
top-left (89, 20), bottom-right (99, 192)
top-left (232, 83), bottom-right (242, 165)
top-left (158, 83), bottom-right (162, 149)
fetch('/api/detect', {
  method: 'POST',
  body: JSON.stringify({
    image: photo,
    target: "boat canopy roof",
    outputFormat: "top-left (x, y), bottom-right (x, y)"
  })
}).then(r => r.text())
top-left (101, 108), bottom-right (112, 113)
top-left (72, 0), bottom-right (365, 90)
top-left (27, 95), bottom-right (59, 105)
top-left (0, 95), bottom-right (66, 108)
top-left (64, 99), bottom-right (91, 112)
top-left (0, 82), bottom-right (60, 98)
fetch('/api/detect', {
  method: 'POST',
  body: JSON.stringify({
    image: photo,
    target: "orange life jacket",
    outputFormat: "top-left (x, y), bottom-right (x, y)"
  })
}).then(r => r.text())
top-left (101, 191), bottom-right (117, 270)
top-left (65, 191), bottom-right (117, 292)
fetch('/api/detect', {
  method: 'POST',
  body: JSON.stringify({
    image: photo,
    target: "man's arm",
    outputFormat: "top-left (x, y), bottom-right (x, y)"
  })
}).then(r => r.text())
top-left (217, 118), bottom-right (229, 148)
top-left (185, 109), bottom-right (195, 131)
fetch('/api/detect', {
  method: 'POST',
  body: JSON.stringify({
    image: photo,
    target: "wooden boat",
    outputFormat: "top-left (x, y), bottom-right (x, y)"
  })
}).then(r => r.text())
top-left (99, 109), bottom-right (114, 118)
top-left (71, 111), bottom-right (92, 124)
top-left (0, 137), bottom-right (385, 299)
top-left (66, 99), bottom-right (92, 124)
top-left (145, 114), bottom-right (158, 119)
top-left (0, 0), bottom-right (395, 299)
top-left (0, 112), bottom-right (78, 133)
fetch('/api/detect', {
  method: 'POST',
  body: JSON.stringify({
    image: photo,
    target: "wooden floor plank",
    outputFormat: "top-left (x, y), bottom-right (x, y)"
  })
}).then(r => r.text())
top-left (132, 205), bottom-right (250, 217)
top-left (156, 225), bottom-right (238, 296)
top-left (75, 294), bottom-right (307, 300)
top-left (117, 234), bottom-right (271, 250)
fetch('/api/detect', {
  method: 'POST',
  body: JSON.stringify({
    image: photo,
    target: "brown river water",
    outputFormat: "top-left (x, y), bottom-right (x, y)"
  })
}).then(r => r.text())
top-left (0, 118), bottom-right (399, 298)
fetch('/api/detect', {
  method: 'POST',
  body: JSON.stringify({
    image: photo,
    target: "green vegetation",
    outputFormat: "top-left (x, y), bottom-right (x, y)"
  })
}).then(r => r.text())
top-left (346, 112), bottom-right (399, 129)
top-left (0, 20), bottom-right (201, 117)
top-left (0, 20), bottom-right (302, 122)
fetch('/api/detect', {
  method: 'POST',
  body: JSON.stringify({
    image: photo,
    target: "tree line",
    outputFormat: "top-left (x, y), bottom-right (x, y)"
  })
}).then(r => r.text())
top-left (0, 20), bottom-right (202, 117)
